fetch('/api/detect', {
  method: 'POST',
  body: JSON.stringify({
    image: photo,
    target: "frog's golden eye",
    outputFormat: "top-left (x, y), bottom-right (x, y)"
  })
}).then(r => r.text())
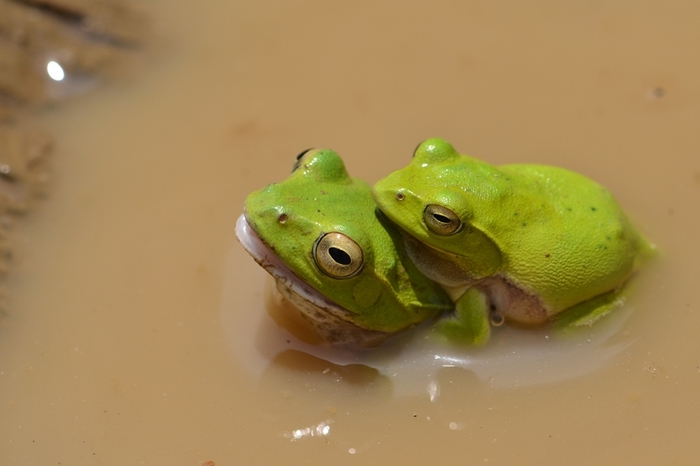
top-left (313, 232), bottom-right (364, 279)
top-left (292, 148), bottom-right (315, 172)
top-left (423, 204), bottom-right (462, 235)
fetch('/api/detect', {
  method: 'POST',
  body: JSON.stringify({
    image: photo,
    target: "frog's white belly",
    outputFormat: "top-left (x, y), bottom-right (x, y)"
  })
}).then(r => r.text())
top-left (401, 230), bottom-right (550, 325)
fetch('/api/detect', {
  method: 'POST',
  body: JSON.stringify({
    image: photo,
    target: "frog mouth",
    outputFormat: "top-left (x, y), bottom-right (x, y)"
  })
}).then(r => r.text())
top-left (235, 214), bottom-right (390, 346)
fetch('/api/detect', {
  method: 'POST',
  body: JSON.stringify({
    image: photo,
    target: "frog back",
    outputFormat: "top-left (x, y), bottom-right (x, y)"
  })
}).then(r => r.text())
top-left (493, 163), bottom-right (648, 312)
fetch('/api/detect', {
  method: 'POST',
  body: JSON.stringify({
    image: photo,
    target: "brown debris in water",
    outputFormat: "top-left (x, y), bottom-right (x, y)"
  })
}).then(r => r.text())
top-left (0, 109), bottom-right (51, 211)
top-left (0, 0), bottom-right (147, 316)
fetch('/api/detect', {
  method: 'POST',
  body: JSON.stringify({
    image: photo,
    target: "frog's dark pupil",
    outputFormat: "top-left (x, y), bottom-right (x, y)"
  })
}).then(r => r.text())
top-left (433, 213), bottom-right (452, 224)
top-left (329, 247), bottom-right (352, 265)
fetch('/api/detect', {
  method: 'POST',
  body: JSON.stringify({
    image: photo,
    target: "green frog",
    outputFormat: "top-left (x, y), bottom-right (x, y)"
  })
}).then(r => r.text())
top-left (236, 148), bottom-right (452, 347)
top-left (373, 138), bottom-right (653, 345)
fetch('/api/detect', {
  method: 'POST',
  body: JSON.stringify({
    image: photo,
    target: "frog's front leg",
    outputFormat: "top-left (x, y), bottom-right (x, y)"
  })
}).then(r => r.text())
top-left (434, 287), bottom-right (492, 345)
top-left (553, 289), bottom-right (625, 329)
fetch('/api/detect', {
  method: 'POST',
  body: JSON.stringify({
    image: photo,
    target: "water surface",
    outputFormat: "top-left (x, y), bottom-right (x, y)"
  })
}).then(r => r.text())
top-left (1, 1), bottom-right (699, 464)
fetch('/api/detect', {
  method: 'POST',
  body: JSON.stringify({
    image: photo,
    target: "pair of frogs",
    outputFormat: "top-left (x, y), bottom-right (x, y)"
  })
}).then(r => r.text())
top-left (236, 138), bottom-right (652, 347)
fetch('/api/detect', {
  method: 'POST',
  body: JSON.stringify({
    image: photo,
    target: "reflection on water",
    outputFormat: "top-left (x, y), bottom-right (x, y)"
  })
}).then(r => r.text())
top-left (46, 60), bottom-right (66, 82)
top-left (223, 246), bottom-right (636, 394)
top-left (284, 419), bottom-right (333, 441)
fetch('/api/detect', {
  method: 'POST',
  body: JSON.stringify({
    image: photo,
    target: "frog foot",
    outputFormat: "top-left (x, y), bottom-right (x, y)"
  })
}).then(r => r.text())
top-left (553, 289), bottom-right (625, 329)
top-left (434, 287), bottom-right (491, 345)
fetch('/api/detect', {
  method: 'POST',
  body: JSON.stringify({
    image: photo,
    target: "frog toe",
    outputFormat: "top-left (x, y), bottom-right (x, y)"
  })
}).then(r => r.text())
top-left (553, 290), bottom-right (625, 329)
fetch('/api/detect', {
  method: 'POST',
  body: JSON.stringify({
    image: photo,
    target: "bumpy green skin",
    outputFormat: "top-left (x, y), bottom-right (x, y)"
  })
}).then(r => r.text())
top-left (244, 149), bottom-right (452, 335)
top-left (373, 138), bottom-right (651, 344)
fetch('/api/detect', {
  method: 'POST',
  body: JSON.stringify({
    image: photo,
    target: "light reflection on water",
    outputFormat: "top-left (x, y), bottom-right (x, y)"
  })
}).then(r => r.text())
top-left (46, 60), bottom-right (66, 81)
top-left (284, 419), bottom-right (333, 441)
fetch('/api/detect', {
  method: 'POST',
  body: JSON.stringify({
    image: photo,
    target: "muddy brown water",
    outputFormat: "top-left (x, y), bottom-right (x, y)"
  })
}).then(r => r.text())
top-left (2, 1), bottom-right (700, 464)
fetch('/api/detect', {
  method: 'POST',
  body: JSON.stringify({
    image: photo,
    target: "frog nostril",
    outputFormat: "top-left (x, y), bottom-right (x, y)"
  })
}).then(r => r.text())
top-left (396, 192), bottom-right (405, 201)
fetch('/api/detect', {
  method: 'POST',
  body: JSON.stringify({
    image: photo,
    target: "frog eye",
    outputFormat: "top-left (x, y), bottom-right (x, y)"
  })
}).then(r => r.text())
top-left (292, 148), bottom-right (315, 172)
top-left (313, 232), bottom-right (364, 279)
top-left (423, 204), bottom-right (462, 235)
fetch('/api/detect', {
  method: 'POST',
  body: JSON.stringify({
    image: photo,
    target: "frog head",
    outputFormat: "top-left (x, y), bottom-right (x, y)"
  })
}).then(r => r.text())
top-left (237, 148), bottom-right (452, 346)
top-left (372, 138), bottom-right (504, 280)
